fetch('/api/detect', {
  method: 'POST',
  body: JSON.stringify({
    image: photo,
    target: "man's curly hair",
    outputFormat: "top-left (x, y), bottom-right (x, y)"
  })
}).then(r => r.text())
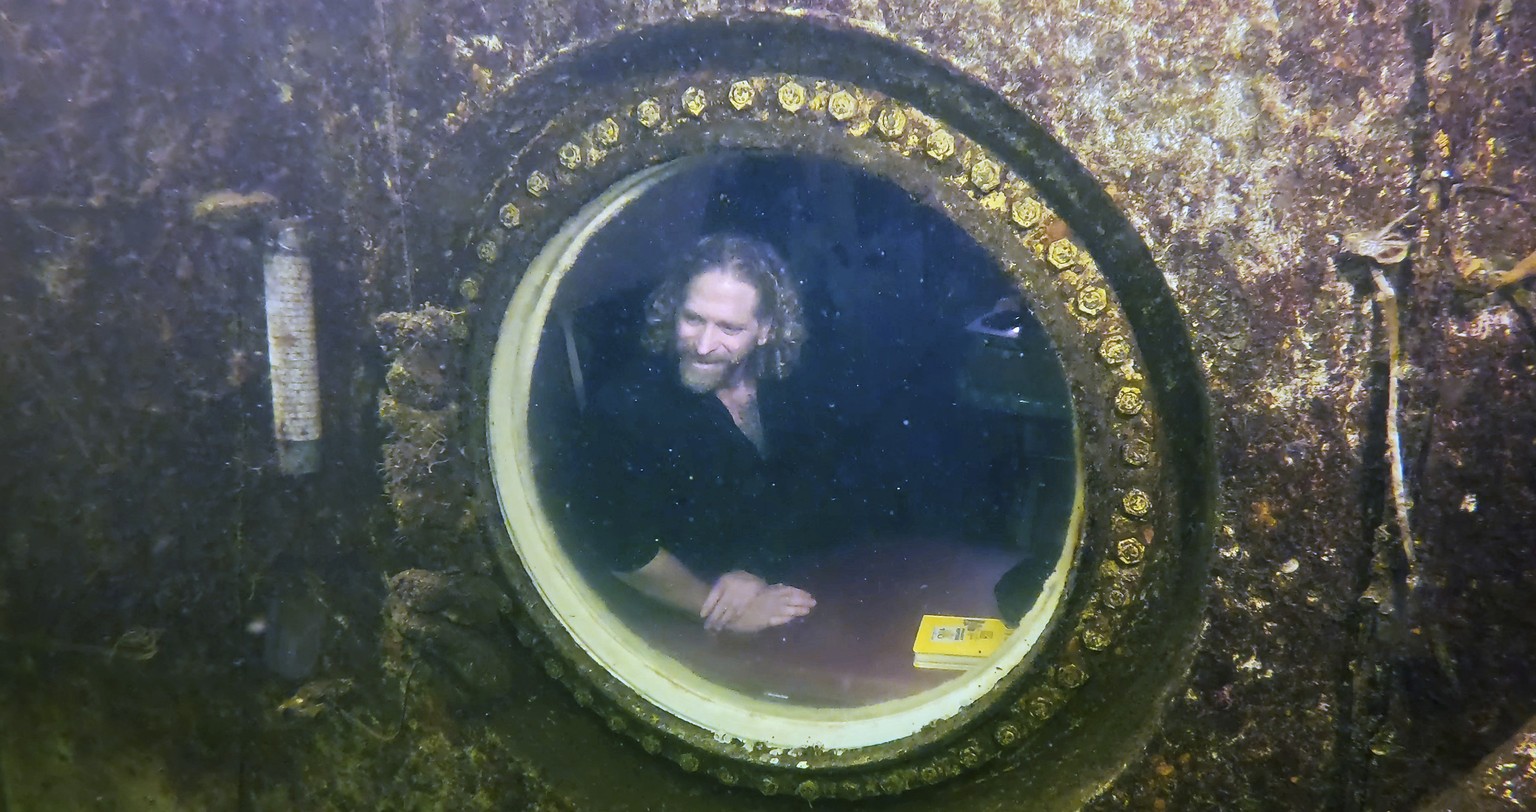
top-left (641, 233), bottom-right (806, 381)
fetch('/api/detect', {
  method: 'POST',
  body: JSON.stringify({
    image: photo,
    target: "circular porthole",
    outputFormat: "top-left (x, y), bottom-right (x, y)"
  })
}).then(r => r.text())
top-left (491, 149), bottom-right (1082, 748)
top-left (459, 31), bottom-right (1206, 801)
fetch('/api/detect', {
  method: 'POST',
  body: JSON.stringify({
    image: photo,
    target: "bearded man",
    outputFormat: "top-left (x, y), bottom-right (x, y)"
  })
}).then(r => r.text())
top-left (579, 233), bottom-right (823, 633)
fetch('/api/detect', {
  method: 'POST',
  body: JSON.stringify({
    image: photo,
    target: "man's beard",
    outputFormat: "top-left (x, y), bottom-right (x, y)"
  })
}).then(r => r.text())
top-left (677, 355), bottom-right (738, 393)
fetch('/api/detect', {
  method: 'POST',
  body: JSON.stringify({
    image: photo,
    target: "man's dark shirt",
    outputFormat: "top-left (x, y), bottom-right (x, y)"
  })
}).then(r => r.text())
top-left (572, 358), bottom-right (832, 583)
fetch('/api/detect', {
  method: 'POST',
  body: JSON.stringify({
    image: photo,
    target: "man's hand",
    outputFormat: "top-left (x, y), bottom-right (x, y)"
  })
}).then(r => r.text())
top-left (701, 570), bottom-right (768, 631)
top-left (723, 585), bottom-right (816, 633)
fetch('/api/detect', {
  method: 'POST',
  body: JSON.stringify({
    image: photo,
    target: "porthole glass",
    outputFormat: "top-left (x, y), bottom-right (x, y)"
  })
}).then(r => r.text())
top-left (489, 152), bottom-right (1080, 748)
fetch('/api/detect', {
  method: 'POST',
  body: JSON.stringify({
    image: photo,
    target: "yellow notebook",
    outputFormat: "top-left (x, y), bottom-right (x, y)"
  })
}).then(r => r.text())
top-left (912, 614), bottom-right (1011, 671)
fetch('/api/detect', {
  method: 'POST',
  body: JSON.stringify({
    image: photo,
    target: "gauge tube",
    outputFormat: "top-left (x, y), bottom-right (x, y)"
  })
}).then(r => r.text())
top-left (264, 218), bottom-right (321, 475)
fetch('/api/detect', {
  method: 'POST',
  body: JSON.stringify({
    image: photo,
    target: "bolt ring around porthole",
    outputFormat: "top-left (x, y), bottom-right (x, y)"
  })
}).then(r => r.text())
top-left (470, 72), bottom-right (1176, 795)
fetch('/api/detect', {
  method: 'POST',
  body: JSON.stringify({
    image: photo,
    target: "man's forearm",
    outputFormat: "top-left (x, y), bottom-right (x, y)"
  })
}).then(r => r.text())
top-left (615, 549), bottom-right (711, 615)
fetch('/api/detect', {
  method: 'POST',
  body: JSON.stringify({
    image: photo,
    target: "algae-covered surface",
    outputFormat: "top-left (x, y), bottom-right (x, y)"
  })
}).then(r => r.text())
top-left (2, 0), bottom-right (1534, 809)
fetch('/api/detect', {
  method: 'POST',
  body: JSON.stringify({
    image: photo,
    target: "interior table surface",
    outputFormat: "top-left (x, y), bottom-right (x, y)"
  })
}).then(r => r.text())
top-left (602, 537), bottom-right (1024, 708)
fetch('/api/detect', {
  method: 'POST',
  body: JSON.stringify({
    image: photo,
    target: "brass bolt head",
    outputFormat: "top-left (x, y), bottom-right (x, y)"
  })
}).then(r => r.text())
top-left (557, 142), bottom-right (582, 169)
top-left (828, 89), bottom-right (858, 121)
top-left (1099, 335), bottom-right (1131, 365)
top-left (970, 158), bottom-right (1001, 192)
top-left (1115, 537), bottom-right (1146, 565)
top-left (777, 80), bottom-right (807, 113)
top-left (1047, 238), bottom-right (1078, 269)
top-left (876, 104), bottom-right (907, 139)
top-left (1011, 197), bottom-right (1044, 229)
top-left (728, 80), bottom-right (755, 110)
top-left (498, 202), bottom-right (521, 229)
top-left (594, 117), bottom-right (620, 146)
top-left (635, 98), bottom-right (663, 129)
top-left (1122, 488), bottom-right (1152, 518)
top-left (476, 239), bottom-right (499, 263)
top-left (1081, 624), bottom-right (1112, 651)
top-left (925, 129), bottom-right (956, 161)
top-left (1115, 385), bottom-right (1145, 416)
top-left (1055, 663), bottom-right (1088, 689)
top-left (1122, 437), bottom-right (1152, 466)
top-left (458, 276), bottom-right (480, 301)
top-left (1103, 582), bottom-right (1134, 609)
top-left (682, 86), bottom-right (707, 117)
top-left (1076, 286), bottom-right (1108, 317)
top-left (958, 743), bottom-right (984, 767)
top-left (526, 171), bottom-right (550, 197)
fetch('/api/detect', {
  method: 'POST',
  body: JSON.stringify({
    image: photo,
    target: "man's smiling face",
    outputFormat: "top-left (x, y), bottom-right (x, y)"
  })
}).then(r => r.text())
top-left (673, 268), bottom-right (771, 393)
